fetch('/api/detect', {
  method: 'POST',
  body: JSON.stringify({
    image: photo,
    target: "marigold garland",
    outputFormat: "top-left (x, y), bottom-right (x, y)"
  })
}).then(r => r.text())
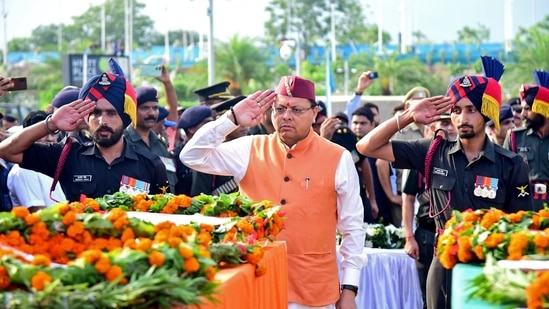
top-left (0, 192), bottom-right (286, 309)
top-left (439, 208), bottom-right (549, 309)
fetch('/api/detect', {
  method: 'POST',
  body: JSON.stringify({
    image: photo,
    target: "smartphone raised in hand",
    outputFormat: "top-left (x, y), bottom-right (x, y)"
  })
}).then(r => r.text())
top-left (140, 65), bottom-right (162, 77)
top-left (369, 72), bottom-right (379, 79)
top-left (7, 77), bottom-right (27, 91)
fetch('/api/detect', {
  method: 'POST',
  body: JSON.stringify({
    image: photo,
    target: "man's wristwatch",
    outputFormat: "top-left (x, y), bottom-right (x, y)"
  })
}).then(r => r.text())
top-left (341, 284), bottom-right (359, 295)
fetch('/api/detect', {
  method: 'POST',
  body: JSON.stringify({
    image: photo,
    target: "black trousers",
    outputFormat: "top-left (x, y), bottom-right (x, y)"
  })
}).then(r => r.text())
top-left (415, 227), bottom-right (436, 309)
top-left (426, 257), bottom-right (452, 309)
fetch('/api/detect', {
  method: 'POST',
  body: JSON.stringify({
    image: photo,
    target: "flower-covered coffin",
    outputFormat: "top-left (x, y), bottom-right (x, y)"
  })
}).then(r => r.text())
top-left (0, 192), bottom-right (286, 309)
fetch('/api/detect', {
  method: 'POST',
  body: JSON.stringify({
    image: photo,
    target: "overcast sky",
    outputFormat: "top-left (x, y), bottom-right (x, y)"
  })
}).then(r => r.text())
top-left (1, 0), bottom-right (548, 45)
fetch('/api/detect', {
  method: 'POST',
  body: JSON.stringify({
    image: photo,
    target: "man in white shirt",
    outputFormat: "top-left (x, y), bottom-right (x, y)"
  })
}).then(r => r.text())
top-left (7, 111), bottom-right (66, 212)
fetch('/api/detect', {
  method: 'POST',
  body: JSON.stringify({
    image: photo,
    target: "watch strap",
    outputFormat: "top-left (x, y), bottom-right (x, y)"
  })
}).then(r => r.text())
top-left (341, 284), bottom-right (358, 295)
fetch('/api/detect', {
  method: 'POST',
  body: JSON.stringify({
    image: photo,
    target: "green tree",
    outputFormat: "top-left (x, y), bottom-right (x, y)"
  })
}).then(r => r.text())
top-left (502, 15), bottom-right (549, 98)
top-left (264, 0), bottom-right (370, 50)
top-left (412, 30), bottom-right (428, 44)
top-left (215, 35), bottom-right (271, 95)
top-left (7, 38), bottom-right (34, 52)
top-left (457, 23), bottom-right (490, 47)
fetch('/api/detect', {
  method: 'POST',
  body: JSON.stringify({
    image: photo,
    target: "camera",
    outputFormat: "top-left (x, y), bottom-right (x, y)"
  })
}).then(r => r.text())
top-left (369, 72), bottom-right (378, 79)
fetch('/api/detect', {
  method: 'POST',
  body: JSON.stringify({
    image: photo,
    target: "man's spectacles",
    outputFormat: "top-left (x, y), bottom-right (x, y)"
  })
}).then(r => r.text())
top-left (273, 106), bottom-right (313, 116)
top-left (513, 108), bottom-right (522, 113)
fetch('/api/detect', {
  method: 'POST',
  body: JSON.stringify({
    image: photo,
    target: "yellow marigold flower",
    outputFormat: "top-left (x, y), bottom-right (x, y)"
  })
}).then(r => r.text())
top-left (31, 254), bottom-right (51, 267)
top-left (80, 249), bottom-right (103, 263)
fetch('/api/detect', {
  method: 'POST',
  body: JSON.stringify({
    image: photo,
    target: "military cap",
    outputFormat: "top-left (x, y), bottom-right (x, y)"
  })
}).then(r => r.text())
top-left (194, 81), bottom-right (234, 102)
top-left (210, 95), bottom-right (247, 116)
top-left (177, 105), bottom-right (213, 129)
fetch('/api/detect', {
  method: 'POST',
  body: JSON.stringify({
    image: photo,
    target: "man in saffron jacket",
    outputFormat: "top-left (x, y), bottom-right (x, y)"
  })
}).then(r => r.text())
top-left (180, 76), bottom-right (366, 309)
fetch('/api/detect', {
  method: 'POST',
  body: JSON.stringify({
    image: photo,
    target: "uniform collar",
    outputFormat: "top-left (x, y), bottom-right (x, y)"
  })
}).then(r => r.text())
top-left (448, 135), bottom-right (496, 163)
top-left (124, 125), bottom-right (160, 144)
top-left (82, 137), bottom-right (139, 161)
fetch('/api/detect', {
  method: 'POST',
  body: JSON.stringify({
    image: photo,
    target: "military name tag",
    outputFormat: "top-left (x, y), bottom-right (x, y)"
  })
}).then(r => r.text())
top-left (73, 175), bottom-right (92, 182)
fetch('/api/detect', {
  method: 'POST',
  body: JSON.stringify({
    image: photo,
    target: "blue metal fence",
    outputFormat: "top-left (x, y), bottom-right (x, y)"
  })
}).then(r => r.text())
top-left (6, 42), bottom-right (507, 68)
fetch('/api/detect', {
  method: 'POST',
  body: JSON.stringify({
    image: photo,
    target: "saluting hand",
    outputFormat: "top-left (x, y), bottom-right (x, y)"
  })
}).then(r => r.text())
top-left (407, 95), bottom-right (454, 125)
top-left (230, 90), bottom-right (276, 127)
top-left (50, 99), bottom-right (96, 132)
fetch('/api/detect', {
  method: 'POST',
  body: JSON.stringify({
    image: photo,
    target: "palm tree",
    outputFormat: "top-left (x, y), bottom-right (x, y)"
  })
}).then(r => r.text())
top-left (215, 35), bottom-right (271, 95)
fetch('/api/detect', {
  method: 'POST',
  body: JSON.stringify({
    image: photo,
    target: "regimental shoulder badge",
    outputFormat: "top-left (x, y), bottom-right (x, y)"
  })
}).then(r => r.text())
top-left (459, 76), bottom-right (472, 88)
top-left (516, 184), bottom-right (529, 198)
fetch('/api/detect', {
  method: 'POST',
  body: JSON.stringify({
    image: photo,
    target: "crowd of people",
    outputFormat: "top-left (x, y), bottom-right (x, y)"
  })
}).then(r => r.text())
top-left (0, 54), bottom-right (546, 308)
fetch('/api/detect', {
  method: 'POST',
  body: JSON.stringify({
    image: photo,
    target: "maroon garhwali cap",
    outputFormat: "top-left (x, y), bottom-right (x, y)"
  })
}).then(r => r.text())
top-left (275, 76), bottom-right (316, 101)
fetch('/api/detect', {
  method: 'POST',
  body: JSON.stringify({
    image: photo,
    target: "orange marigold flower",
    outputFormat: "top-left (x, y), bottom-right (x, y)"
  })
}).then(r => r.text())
top-left (80, 249), bottom-right (103, 263)
top-left (135, 238), bottom-right (153, 252)
top-left (457, 236), bottom-right (475, 263)
top-left (67, 221), bottom-right (85, 238)
top-left (184, 257), bottom-right (200, 273)
top-left (168, 237), bottom-right (182, 248)
top-left (531, 214), bottom-right (541, 230)
top-left (473, 245), bottom-right (485, 260)
top-left (58, 203), bottom-right (71, 215)
top-left (32, 254), bottom-right (51, 267)
top-left (255, 263), bottom-right (267, 277)
top-left (105, 265), bottom-right (125, 283)
top-left (439, 251), bottom-right (458, 269)
top-left (31, 271), bottom-right (52, 291)
top-left (539, 209), bottom-right (549, 218)
top-left (113, 217), bottom-right (129, 230)
top-left (507, 211), bottom-right (525, 223)
top-left (245, 247), bottom-right (264, 265)
top-left (148, 250), bottom-right (166, 267)
top-left (205, 266), bottom-right (217, 281)
top-left (123, 239), bottom-right (136, 249)
top-left (95, 256), bottom-right (111, 274)
top-left (121, 228), bottom-right (135, 243)
top-left (62, 211), bottom-right (77, 226)
top-left (200, 224), bottom-right (214, 233)
top-left (196, 232), bottom-right (212, 245)
top-left (12, 206), bottom-right (30, 219)
top-left (178, 245), bottom-right (194, 259)
top-left (154, 221), bottom-right (175, 233)
top-left (30, 221), bottom-right (50, 239)
top-left (533, 233), bottom-right (549, 249)
top-left (237, 220), bottom-right (255, 234)
top-left (508, 232), bottom-right (530, 260)
top-left (107, 208), bottom-right (126, 222)
top-left (479, 209), bottom-right (503, 229)
top-left (107, 237), bottom-right (122, 251)
top-left (0, 266), bottom-right (10, 289)
top-left (24, 213), bottom-right (41, 226)
top-left (485, 233), bottom-right (505, 249)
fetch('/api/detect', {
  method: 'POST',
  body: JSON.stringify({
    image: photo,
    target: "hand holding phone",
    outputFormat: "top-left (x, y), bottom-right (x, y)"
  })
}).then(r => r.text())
top-left (7, 77), bottom-right (27, 91)
top-left (140, 65), bottom-right (162, 77)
